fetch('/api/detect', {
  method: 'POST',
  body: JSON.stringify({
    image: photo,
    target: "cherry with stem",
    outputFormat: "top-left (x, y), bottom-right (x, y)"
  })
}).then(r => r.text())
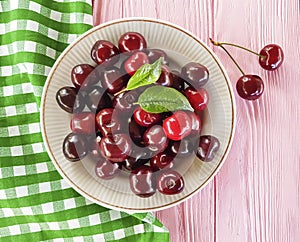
top-left (210, 38), bottom-right (264, 100)
top-left (210, 38), bottom-right (284, 71)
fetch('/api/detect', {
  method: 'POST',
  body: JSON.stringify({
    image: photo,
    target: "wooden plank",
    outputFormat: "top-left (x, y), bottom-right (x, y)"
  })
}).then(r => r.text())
top-left (93, 0), bottom-right (123, 25)
top-left (155, 184), bottom-right (215, 242)
top-left (213, 0), bottom-right (300, 241)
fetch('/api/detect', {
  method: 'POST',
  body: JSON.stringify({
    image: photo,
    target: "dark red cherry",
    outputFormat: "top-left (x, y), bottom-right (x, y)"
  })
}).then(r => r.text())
top-left (133, 107), bottom-right (162, 127)
top-left (101, 67), bottom-right (129, 94)
top-left (156, 65), bottom-right (173, 86)
top-left (129, 165), bottom-right (156, 197)
top-left (89, 134), bottom-right (103, 161)
top-left (157, 170), bottom-right (184, 195)
top-left (122, 148), bottom-right (152, 171)
top-left (150, 152), bottom-right (174, 171)
top-left (181, 62), bottom-right (209, 88)
top-left (163, 111), bottom-right (192, 141)
top-left (118, 32), bottom-right (147, 53)
top-left (70, 112), bottom-right (95, 134)
top-left (95, 158), bottom-right (121, 180)
top-left (113, 90), bottom-right (139, 113)
top-left (63, 133), bottom-right (88, 161)
top-left (99, 133), bottom-right (132, 162)
top-left (129, 118), bottom-right (146, 145)
top-left (259, 44), bottom-right (284, 71)
top-left (85, 86), bottom-right (112, 112)
top-left (196, 135), bottom-right (220, 162)
top-left (168, 138), bottom-right (197, 157)
top-left (123, 158), bottom-right (149, 172)
top-left (91, 40), bottom-right (120, 66)
top-left (71, 64), bottom-right (98, 90)
top-left (184, 86), bottom-right (209, 111)
top-left (147, 49), bottom-right (169, 65)
top-left (95, 108), bottom-right (122, 137)
top-left (56, 86), bottom-right (84, 113)
top-left (236, 75), bottom-right (264, 100)
top-left (187, 111), bottom-right (202, 136)
top-left (143, 125), bottom-right (168, 153)
top-left (123, 51), bottom-right (149, 76)
top-left (134, 85), bottom-right (149, 95)
top-left (171, 70), bottom-right (185, 91)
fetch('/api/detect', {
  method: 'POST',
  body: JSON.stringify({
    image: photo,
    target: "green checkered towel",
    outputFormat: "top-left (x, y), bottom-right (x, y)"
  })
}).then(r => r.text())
top-left (0, 0), bottom-right (169, 241)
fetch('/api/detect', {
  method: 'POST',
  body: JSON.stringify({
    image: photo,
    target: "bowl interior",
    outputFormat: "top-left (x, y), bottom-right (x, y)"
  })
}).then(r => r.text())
top-left (41, 18), bottom-right (235, 212)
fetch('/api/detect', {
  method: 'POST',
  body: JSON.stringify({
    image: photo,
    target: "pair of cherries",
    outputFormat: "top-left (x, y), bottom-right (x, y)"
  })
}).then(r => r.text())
top-left (210, 39), bottom-right (284, 100)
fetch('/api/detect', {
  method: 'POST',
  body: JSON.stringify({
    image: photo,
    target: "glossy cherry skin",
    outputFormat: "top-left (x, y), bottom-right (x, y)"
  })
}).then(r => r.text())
top-left (156, 65), bottom-right (173, 87)
top-left (129, 165), bottom-right (156, 198)
top-left (63, 133), bottom-right (88, 161)
top-left (163, 111), bottom-right (192, 141)
top-left (85, 86), bottom-right (112, 112)
top-left (71, 64), bottom-right (98, 90)
top-left (133, 85), bottom-right (149, 95)
top-left (70, 112), bottom-right (95, 134)
top-left (150, 152), bottom-right (174, 171)
top-left (122, 148), bottom-right (152, 171)
top-left (133, 107), bottom-right (162, 127)
top-left (171, 70), bottom-right (185, 91)
top-left (123, 158), bottom-right (149, 172)
top-left (196, 135), bottom-right (220, 162)
top-left (95, 158), bottom-right (121, 180)
top-left (187, 111), bottom-right (202, 136)
top-left (91, 40), bottom-right (120, 66)
top-left (101, 67), bottom-right (129, 94)
top-left (123, 51), bottom-right (149, 76)
top-left (157, 170), bottom-right (184, 195)
top-left (143, 125), bottom-right (169, 153)
top-left (236, 75), bottom-right (264, 100)
top-left (181, 62), bottom-right (209, 88)
top-left (99, 133), bottom-right (132, 162)
top-left (95, 108), bottom-right (122, 137)
top-left (56, 86), bottom-right (84, 113)
top-left (259, 44), bottom-right (284, 71)
top-left (147, 49), bottom-right (169, 65)
top-left (168, 138), bottom-right (197, 157)
top-left (129, 118), bottom-right (147, 145)
top-left (88, 134), bottom-right (103, 161)
top-left (184, 86), bottom-right (209, 111)
top-left (113, 90), bottom-right (139, 113)
top-left (118, 32), bottom-right (147, 53)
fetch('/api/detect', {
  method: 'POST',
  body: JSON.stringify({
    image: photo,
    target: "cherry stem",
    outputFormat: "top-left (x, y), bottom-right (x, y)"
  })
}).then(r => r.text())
top-left (114, 88), bottom-right (127, 96)
top-left (217, 43), bottom-right (246, 76)
top-left (209, 38), bottom-right (266, 59)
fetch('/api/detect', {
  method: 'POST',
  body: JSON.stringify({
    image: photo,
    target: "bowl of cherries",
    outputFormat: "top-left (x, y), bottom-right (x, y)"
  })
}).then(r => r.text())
top-left (41, 18), bottom-right (236, 212)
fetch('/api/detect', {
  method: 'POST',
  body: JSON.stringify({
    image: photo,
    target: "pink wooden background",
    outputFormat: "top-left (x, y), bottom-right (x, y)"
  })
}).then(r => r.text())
top-left (93, 0), bottom-right (300, 241)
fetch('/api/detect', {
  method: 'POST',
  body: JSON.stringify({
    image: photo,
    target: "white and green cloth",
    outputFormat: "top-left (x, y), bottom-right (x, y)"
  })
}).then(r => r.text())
top-left (0, 0), bottom-right (169, 240)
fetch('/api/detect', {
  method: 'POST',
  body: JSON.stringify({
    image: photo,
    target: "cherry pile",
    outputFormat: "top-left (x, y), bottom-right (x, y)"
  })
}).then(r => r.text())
top-left (210, 38), bottom-right (284, 100)
top-left (56, 32), bottom-right (221, 197)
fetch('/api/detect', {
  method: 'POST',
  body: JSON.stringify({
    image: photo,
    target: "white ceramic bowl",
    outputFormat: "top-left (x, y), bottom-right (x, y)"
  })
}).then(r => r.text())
top-left (40, 18), bottom-right (236, 212)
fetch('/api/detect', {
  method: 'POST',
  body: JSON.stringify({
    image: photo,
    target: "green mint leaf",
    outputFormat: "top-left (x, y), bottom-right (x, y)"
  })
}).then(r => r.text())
top-left (137, 86), bottom-right (194, 113)
top-left (126, 57), bottom-right (162, 91)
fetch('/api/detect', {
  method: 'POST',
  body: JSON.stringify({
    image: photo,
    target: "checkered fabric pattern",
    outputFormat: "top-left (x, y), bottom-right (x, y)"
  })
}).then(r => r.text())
top-left (0, 0), bottom-right (169, 241)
